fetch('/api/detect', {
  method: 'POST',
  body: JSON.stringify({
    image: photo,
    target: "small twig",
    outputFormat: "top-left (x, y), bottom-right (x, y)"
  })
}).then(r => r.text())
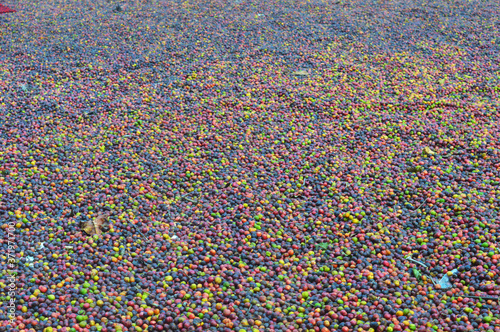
top-left (183, 196), bottom-right (197, 203)
top-left (130, 221), bottom-right (150, 243)
top-left (414, 201), bottom-right (426, 211)
top-left (410, 201), bottom-right (426, 215)
top-left (462, 295), bottom-right (499, 301)
top-left (442, 151), bottom-right (458, 158)
top-left (180, 191), bottom-right (200, 203)
top-left (405, 256), bottom-right (429, 269)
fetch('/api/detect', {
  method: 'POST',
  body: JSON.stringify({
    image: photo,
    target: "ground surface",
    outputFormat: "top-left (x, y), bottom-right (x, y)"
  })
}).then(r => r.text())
top-left (0, 0), bottom-right (500, 332)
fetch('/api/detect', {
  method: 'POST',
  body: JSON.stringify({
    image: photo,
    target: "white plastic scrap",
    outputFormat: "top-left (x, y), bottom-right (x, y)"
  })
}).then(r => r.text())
top-left (26, 256), bottom-right (34, 267)
top-left (437, 269), bottom-right (458, 290)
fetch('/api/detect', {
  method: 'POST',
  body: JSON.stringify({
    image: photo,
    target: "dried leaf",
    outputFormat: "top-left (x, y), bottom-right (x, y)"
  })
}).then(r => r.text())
top-left (82, 212), bottom-right (109, 236)
top-left (422, 147), bottom-right (435, 156)
top-left (407, 165), bottom-right (423, 173)
top-left (82, 219), bottom-right (95, 235)
top-left (292, 70), bottom-right (309, 76)
top-left (93, 212), bottom-right (109, 236)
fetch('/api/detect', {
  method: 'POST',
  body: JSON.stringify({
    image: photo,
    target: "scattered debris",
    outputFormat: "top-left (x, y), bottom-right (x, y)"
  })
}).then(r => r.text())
top-left (436, 269), bottom-right (458, 290)
top-left (180, 192), bottom-right (199, 203)
top-left (315, 243), bottom-right (329, 250)
top-left (409, 201), bottom-right (426, 216)
top-left (422, 147), bottom-right (436, 156)
top-left (130, 220), bottom-right (150, 243)
top-left (412, 268), bottom-right (422, 281)
top-left (404, 256), bottom-right (429, 269)
top-left (407, 165), bottom-right (423, 173)
top-left (292, 70), bottom-right (309, 76)
top-left (81, 212), bottom-right (110, 236)
top-left (25, 256), bottom-right (34, 267)
top-left (443, 149), bottom-right (459, 158)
